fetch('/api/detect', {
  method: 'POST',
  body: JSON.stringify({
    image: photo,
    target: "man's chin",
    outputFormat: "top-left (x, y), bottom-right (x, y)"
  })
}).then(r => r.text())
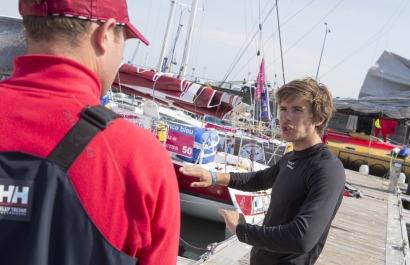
top-left (281, 134), bottom-right (293, 142)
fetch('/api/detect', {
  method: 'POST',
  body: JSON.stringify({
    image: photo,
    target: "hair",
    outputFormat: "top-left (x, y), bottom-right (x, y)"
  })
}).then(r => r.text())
top-left (275, 77), bottom-right (334, 134)
top-left (21, 0), bottom-right (125, 47)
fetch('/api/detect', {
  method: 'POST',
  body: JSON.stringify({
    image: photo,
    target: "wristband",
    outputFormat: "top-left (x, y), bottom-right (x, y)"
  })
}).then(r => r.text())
top-left (209, 170), bottom-right (217, 185)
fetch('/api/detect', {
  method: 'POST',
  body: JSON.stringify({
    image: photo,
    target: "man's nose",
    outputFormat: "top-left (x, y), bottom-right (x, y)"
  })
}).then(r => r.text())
top-left (281, 111), bottom-right (291, 121)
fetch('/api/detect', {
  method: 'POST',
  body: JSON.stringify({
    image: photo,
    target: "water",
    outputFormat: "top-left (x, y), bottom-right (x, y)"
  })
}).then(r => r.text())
top-left (179, 213), bottom-right (231, 260)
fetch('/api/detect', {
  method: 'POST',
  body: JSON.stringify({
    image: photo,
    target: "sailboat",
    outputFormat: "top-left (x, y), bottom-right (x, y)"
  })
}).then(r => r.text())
top-left (111, 63), bottom-right (272, 223)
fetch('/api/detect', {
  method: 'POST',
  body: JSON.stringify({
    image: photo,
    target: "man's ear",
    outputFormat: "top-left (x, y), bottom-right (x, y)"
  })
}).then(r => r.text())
top-left (315, 117), bottom-right (325, 126)
top-left (94, 18), bottom-right (117, 55)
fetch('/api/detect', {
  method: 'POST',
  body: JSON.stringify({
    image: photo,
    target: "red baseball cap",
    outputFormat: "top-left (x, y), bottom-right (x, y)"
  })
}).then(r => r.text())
top-left (19, 0), bottom-right (149, 45)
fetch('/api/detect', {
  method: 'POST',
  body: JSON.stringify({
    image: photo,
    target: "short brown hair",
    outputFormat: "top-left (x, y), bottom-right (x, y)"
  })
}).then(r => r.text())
top-left (22, 0), bottom-right (125, 46)
top-left (275, 77), bottom-right (334, 133)
top-left (23, 16), bottom-right (92, 47)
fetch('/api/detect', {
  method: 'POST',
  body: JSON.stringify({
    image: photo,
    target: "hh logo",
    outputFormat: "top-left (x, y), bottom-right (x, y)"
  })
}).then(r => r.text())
top-left (0, 179), bottom-right (33, 221)
top-left (0, 185), bottom-right (30, 205)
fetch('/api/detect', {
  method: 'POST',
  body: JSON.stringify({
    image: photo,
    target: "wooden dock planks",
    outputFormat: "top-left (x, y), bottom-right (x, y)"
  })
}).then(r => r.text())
top-left (316, 170), bottom-right (390, 265)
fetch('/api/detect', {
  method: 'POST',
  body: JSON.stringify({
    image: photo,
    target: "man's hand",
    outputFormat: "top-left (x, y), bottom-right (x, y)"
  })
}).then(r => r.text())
top-left (179, 165), bottom-right (212, 187)
top-left (218, 209), bottom-right (246, 235)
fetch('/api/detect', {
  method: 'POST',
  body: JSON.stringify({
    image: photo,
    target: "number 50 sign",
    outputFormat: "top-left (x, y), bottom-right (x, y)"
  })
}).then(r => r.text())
top-left (165, 121), bottom-right (196, 158)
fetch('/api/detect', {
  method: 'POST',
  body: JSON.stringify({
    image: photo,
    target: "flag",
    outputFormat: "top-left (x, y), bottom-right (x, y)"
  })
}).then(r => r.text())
top-left (261, 87), bottom-right (271, 121)
top-left (254, 58), bottom-right (265, 100)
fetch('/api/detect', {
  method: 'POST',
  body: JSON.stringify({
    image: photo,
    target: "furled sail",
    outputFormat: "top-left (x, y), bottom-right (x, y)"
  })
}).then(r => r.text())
top-left (113, 63), bottom-right (243, 119)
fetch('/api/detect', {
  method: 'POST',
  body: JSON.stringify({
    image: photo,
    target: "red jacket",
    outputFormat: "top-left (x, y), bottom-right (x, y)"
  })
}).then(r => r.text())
top-left (0, 55), bottom-right (180, 265)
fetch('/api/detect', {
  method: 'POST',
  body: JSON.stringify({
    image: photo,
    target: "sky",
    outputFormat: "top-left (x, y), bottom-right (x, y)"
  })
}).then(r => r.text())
top-left (3, 0), bottom-right (410, 99)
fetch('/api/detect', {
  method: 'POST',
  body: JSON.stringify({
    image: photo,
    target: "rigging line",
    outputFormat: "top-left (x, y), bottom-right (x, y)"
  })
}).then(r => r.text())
top-left (249, 0), bottom-right (258, 59)
top-left (258, 0), bottom-right (261, 50)
top-left (266, 2), bottom-right (280, 81)
top-left (359, 0), bottom-right (409, 70)
top-left (220, 29), bottom-right (258, 83)
top-left (222, 11), bottom-right (254, 81)
top-left (373, 0), bottom-right (410, 75)
top-left (281, 0), bottom-right (297, 22)
top-left (221, 2), bottom-right (277, 83)
top-left (181, 235), bottom-right (248, 259)
top-left (323, 13), bottom-right (404, 79)
top-left (128, 1), bottom-right (152, 64)
top-left (179, 237), bottom-right (208, 251)
top-left (226, 20), bottom-right (266, 82)
top-left (371, 37), bottom-right (382, 71)
top-left (221, 0), bottom-right (275, 82)
top-left (147, 1), bottom-right (165, 67)
top-left (265, 0), bottom-right (345, 70)
top-left (243, 0), bottom-right (251, 78)
top-left (262, 0), bottom-right (315, 54)
top-left (377, 0), bottom-right (410, 34)
top-left (386, 0), bottom-right (410, 32)
top-left (192, 3), bottom-right (207, 75)
top-left (373, 0), bottom-right (410, 61)
top-left (284, 0), bottom-right (406, 81)
top-left (256, 0), bottom-right (272, 65)
top-left (223, 45), bottom-right (259, 82)
top-left (319, 31), bottom-right (385, 79)
top-left (221, 25), bottom-right (257, 82)
top-left (142, 0), bottom-right (154, 37)
top-left (257, 0), bottom-right (264, 56)
top-left (229, 0), bottom-right (315, 81)
top-left (229, 50), bottom-right (277, 87)
top-left (276, 0), bottom-right (285, 85)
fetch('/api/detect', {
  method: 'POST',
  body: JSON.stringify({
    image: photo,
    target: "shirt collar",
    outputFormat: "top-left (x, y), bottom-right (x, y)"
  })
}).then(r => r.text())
top-left (11, 54), bottom-right (102, 99)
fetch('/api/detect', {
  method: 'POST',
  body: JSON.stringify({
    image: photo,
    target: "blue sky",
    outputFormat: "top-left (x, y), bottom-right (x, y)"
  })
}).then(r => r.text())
top-left (3, 0), bottom-right (410, 99)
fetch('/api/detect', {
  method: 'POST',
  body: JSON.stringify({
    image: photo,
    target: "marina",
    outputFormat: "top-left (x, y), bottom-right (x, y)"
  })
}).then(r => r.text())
top-left (178, 168), bottom-right (410, 264)
top-left (2, 2), bottom-right (410, 264)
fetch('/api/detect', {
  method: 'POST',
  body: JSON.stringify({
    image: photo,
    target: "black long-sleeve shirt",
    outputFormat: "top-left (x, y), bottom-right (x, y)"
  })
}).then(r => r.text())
top-left (230, 143), bottom-right (346, 265)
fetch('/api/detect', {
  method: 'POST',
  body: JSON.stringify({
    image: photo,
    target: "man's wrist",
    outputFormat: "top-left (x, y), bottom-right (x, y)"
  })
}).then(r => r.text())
top-left (209, 170), bottom-right (217, 185)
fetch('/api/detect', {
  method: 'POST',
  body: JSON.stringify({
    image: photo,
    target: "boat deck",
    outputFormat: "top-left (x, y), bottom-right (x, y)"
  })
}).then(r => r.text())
top-left (326, 140), bottom-right (410, 178)
top-left (178, 169), bottom-right (410, 264)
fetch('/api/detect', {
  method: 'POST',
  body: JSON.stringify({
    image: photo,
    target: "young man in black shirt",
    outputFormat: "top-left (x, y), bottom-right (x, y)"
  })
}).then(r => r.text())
top-left (180, 77), bottom-right (346, 265)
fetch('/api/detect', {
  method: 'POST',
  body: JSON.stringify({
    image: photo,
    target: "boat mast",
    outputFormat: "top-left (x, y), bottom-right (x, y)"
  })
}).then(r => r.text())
top-left (177, 0), bottom-right (200, 79)
top-left (157, 0), bottom-right (178, 73)
top-left (167, 23), bottom-right (183, 73)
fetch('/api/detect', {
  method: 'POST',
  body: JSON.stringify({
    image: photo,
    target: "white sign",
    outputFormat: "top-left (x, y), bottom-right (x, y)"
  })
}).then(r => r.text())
top-left (239, 143), bottom-right (265, 164)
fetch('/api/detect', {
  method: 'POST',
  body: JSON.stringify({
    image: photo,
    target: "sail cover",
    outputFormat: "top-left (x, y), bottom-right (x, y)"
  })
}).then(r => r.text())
top-left (359, 51), bottom-right (410, 98)
top-left (113, 64), bottom-right (243, 119)
top-left (333, 97), bottom-right (410, 119)
top-left (333, 51), bottom-right (410, 119)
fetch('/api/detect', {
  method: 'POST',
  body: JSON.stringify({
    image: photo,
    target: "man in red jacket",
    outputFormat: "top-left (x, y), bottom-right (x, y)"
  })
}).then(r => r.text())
top-left (0, 0), bottom-right (180, 264)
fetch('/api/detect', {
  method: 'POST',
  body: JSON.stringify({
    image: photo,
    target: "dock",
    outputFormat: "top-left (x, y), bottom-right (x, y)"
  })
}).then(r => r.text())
top-left (178, 169), bottom-right (410, 264)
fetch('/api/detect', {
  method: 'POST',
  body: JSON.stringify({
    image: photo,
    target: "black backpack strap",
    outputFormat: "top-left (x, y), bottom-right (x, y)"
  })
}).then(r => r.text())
top-left (48, 105), bottom-right (121, 171)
